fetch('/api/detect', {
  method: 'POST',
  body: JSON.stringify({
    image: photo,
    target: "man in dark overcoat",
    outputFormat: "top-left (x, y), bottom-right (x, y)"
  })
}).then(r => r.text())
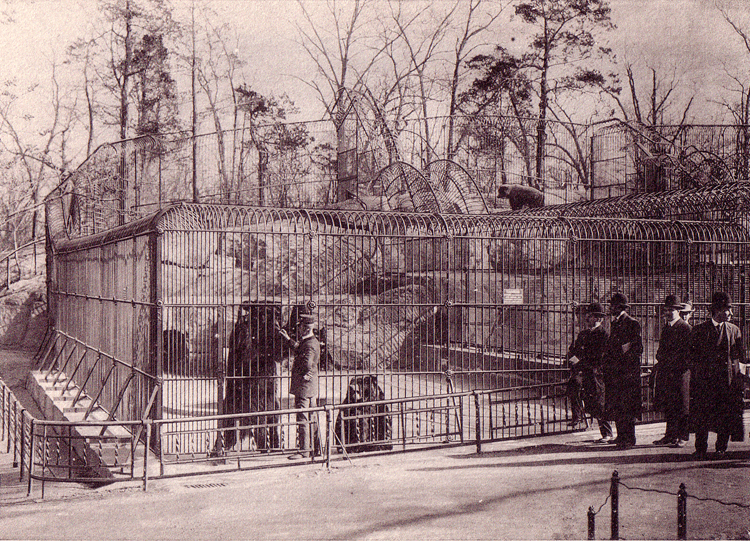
top-left (651, 295), bottom-right (692, 448)
top-left (566, 302), bottom-right (613, 442)
top-left (603, 293), bottom-right (643, 448)
top-left (689, 292), bottom-right (747, 459)
top-left (278, 312), bottom-right (320, 460)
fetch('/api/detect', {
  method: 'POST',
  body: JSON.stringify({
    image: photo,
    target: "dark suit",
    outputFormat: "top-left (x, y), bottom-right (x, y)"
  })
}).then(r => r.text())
top-left (653, 318), bottom-right (692, 441)
top-left (290, 334), bottom-right (320, 455)
top-left (566, 325), bottom-right (612, 438)
top-left (689, 319), bottom-right (746, 453)
top-left (603, 312), bottom-right (643, 445)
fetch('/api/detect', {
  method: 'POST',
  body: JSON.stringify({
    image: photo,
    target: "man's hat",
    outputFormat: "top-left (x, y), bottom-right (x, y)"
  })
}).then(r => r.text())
top-left (586, 302), bottom-right (605, 316)
top-left (609, 292), bottom-right (629, 308)
top-left (298, 313), bottom-right (316, 324)
top-left (710, 291), bottom-right (732, 311)
top-left (663, 294), bottom-right (682, 310)
top-left (680, 301), bottom-right (695, 313)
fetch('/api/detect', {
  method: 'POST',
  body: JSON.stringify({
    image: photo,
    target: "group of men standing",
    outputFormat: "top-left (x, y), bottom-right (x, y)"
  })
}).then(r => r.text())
top-left (567, 291), bottom-right (748, 457)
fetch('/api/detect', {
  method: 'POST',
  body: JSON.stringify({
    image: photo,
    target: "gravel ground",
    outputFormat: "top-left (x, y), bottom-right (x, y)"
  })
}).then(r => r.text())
top-left (0, 347), bottom-right (749, 540)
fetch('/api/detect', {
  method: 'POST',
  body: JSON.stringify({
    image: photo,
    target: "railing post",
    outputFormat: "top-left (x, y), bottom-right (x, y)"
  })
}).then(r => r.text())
top-left (325, 405), bottom-right (333, 470)
top-left (10, 400), bottom-right (16, 459)
top-left (158, 422), bottom-right (165, 477)
top-left (677, 483), bottom-right (687, 540)
top-left (588, 506), bottom-right (596, 539)
top-left (26, 419), bottom-right (34, 497)
top-left (18, 411), bottom-right (25, 480)
top-left (473, 391), bottom-right (481, 453)
top-left (610, 470), bottom-right (619, 540)
top-left (143, 420), bottom-right (152, 492)
top-left (1, 385), bottom-right (6, 443)
top-left (68, 425), bottom-right (73, 479)
top-left (41, 424), bottom-right (47, 499)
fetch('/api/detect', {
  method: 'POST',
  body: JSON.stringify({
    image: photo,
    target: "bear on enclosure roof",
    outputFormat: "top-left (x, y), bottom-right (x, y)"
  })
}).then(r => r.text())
top-left (497, 184), bottom-right (545, 211)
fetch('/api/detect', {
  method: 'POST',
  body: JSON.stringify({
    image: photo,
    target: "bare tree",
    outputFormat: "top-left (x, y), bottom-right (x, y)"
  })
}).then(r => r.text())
top-left (0, 63), bottom-right (76, 253)
top-left (717, 4), bottom-right (750, 179)
top-left (295, 0), bottom-right (383, 122)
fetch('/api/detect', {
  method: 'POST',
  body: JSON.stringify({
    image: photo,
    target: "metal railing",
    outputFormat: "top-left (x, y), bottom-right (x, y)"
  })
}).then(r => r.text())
top-left (3, 372), bottom-right (621, 496)
top-left (1, 369), bottom-right (671, 499)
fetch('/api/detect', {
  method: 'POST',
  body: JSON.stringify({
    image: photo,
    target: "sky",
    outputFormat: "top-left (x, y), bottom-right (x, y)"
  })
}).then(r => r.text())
top-left (0, 0), bottom-right (749, 164)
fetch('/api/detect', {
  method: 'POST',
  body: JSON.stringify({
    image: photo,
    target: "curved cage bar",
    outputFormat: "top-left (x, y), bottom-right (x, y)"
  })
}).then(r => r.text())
top-left (508, 181), bottom-right (750, 223)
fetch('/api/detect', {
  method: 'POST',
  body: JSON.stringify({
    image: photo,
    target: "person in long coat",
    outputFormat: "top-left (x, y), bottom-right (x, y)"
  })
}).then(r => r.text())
top-left (689, 292), bottom-right (747, 459)
top-left (651, 295), bottom-right (692, 448)
top-left (278, 312), bottom-right (320, 459)
top-left (603, 292), bottom-right (643, 448)
top-left (566, 302), bottom-right (613, 442)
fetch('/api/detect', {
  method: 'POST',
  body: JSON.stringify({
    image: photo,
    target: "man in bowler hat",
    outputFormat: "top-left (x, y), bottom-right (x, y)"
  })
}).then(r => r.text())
top-left (689, 292), bottom-right (747, 459)
top-left (603, 293), bottom-right (643, 448)
top-left (277, 311), bottom-right (320, 459)
top-left (651, 295), bottom-right (692, 448)
top-left (566, 302), bottom-right (613, 442)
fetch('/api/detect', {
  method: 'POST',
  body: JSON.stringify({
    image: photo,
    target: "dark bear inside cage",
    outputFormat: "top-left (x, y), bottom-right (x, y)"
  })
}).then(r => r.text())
top-left (335, 375), bottom-right (394, 453)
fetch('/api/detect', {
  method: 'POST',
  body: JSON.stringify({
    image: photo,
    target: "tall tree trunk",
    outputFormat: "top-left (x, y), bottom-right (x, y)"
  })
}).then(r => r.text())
top-left (118, 0), bottom-right (134, 225)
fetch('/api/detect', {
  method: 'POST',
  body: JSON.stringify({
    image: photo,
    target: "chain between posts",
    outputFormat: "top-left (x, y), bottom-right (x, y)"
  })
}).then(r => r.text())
top-left (588, 470), bottom-right (750, 539)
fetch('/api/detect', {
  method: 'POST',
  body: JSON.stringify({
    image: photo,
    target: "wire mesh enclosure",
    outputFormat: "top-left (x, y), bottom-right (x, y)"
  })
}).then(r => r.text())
top-left (590, 121), bottom-right (750, 199)
top-left (46, 197), bottom-right (750, 456)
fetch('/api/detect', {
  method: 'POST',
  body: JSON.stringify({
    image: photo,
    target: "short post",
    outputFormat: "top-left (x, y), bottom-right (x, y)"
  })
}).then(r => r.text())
top-left (610, 470), bottom-right (619, 540)
top-left (325, 405), bottom-right (333, 470)
top-left (26, 419), bottom-right (34, 497)
top-left (677, 483), bottom-right (687, 540)
top-left (143, 420), bottom-right (151, 492)
top-left (473, 391), bottom-right (481, 453)
top-left (18, 412), bottom-right (25, 479)
top-left (588, 506), bottom-right (596, 539)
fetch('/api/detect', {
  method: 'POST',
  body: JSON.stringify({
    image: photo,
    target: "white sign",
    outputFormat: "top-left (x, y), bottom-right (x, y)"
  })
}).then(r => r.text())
top-left (504, 288), bottom-right (524, 305)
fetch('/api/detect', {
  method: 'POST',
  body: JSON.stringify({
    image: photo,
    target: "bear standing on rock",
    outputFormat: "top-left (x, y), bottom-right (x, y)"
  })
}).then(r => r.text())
top-left (498, 184), bottom-right (545, 211)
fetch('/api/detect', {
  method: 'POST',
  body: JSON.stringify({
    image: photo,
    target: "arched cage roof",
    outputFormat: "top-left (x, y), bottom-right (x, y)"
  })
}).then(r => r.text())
top-left (506, 181), bottom-right (750, 221)
top-left (50, 201), bottom-right (750, 254)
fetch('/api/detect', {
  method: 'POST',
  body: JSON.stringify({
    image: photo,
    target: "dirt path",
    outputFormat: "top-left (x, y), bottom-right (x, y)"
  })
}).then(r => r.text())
top-left (1, 347), bottom-right (749, 540)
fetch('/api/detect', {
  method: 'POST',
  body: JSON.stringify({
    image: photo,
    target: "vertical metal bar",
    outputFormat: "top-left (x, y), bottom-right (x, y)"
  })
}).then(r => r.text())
top-left (1, 385), bottom-right (5, 443)
top-left (10, 400), bottom-right (16, 459)
top-left (143, 421), bottom-right (151, 492)
top-left (588, 506), bottom-right (596, 540)
top-left (400, 402), bottom-right (406, 450)
top-left (19, 411), bottom-right (27, 480)
top-left (68, 425), bottom-right (72, 479)
top-left (151, 231), bottom-right (163, 453)
top-left (473, 391), bottom-right (481, 453)
top-left (610, 470), bottom-right (619, 540)
top-left (158, 422), bottom-right (165, 477)
top-left (325, 406), bottom-right (332, 470)
top-left (41, 424), bottom-right (47, 500)
top-left (677, 483), bottom-right (687, 540)
top-left (459, 395), bottom-right (464, 443)
top-left (26, 419), bottom-right (34, 497)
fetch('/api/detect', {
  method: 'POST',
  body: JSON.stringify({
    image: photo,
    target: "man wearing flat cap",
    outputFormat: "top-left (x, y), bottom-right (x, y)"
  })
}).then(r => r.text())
top-left (566, 302), bottom-right (613, 442)
top-left (689, 292), bottom-right (747, 459)
top-left (277, 310), bottom-right (320, 460)
top-left (603, 293), bottom-right (643, 448)
top-left (651, 295), bottom-right (692, 448)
